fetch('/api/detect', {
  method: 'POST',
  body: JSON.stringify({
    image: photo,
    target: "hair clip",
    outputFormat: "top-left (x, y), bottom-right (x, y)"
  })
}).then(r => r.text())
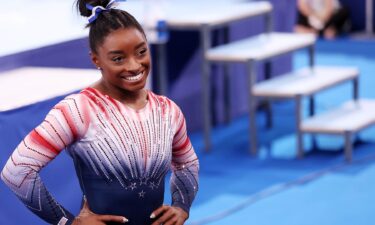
top-left (86, 0), bottom-right (127, 23)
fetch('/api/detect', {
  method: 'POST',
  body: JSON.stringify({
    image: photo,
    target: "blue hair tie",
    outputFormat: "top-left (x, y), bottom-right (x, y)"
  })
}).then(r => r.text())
top-left (86, 0), bottom-right (127, 23)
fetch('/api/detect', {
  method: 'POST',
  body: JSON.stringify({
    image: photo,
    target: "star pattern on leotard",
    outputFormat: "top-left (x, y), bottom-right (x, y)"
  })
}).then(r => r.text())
top-left (149, 181), bottom-right (157, 190)
top-left (129, 182), bottom-right (137, 190)
top-left (138, 190), bottom-right (146, 198)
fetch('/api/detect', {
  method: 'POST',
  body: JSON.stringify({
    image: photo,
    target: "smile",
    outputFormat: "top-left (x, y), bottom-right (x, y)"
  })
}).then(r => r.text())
top-left (122, 72), bottom-right (144, 82)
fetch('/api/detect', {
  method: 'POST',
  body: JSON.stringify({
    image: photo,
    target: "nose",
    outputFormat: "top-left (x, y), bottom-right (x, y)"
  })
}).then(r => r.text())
top-left (125, 57), bottom-right (142, 74)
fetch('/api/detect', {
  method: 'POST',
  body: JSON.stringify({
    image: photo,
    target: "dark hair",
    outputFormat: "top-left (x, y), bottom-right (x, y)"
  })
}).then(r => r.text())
top-left (75, 0), bottom-right (146, 53)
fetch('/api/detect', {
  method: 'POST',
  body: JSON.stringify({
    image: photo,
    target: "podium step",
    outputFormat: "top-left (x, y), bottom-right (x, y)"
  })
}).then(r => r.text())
top-left (300, 99), bottom-right (375, 162)
top-left (0, 67), bottom-right (101, 111)
top-left (301, 100), bottom-right (375, 134)
top-left (253, 66), bottom-right (359, 98)
top-left (206, 32), bottom-right (316, 62)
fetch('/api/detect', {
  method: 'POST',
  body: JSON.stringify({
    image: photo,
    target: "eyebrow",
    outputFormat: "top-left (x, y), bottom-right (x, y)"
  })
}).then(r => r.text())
top-left (107, 42), bottom-right (147, 55)
top-left (108, 50), bottom-right (123, 55)
top-left (134, 42), bottom-right (147, 49)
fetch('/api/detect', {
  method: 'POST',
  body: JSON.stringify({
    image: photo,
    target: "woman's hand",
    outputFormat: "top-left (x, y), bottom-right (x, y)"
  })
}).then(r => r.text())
top-left (150, 205), bottom-right (188, 225)
top-left (72, 197), bottom-right (128, 225)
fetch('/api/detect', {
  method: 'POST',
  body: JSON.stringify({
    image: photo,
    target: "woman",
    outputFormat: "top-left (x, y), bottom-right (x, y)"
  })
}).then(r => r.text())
top-left (1, 0), bottom-right (199, 224)
top-left (295, 0), bottom-right (349, 39)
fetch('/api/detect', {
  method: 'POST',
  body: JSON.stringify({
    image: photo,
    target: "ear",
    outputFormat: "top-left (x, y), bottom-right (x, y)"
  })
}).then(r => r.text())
top-left (90, 51), bottom-right (100, 69)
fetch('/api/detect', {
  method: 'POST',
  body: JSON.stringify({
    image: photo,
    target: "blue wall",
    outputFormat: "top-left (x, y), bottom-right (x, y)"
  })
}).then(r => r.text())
top-left (340, 0), bottom-right (368, 31)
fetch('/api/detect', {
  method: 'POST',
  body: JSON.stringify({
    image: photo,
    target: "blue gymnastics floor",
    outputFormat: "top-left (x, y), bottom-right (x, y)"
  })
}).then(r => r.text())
top-left (182, 38), bottom-right (375, 225)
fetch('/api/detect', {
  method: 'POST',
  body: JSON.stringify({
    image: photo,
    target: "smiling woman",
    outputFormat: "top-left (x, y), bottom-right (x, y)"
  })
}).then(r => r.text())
top-left (91, 28), bottom-right (151, 105)
top-left (0, 0), bottom-right (199, 225)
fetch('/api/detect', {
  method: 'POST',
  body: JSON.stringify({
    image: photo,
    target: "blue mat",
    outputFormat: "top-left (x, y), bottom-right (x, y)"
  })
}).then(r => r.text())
top-left (184, 39), bottom-right (375, 225)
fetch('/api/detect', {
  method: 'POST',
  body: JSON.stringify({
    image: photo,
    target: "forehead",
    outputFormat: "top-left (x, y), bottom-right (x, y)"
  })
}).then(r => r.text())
top-left (99, 28), bottom-right (146, 52)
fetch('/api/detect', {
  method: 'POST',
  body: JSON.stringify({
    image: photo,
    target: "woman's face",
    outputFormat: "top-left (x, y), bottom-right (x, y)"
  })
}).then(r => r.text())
top-left (92, 27), bottom-right (151, 93)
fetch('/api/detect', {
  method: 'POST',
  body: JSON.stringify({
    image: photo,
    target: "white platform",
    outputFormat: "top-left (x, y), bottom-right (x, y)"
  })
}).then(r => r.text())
top-left (118, 0), bottom-right (271, 28)
top-left (160, 0), bottom-right (272, 28)
top-left (0, 67), bottom-right (101, 111)
top-left (206, 32), bottom-right (316, 62)
top-left (301, 100), bottom-right (375, 134)
top-left (0, 0), bottom-right (270, 57)
top-left (253, 66), bottom-right (359, 98)
top-left (0, 1), bottom-right (86, 57)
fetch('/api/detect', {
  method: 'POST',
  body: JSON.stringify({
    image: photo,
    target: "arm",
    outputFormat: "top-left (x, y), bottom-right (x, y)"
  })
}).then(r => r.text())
top-left (1, 94), bottom-right (90, 225)
top-left (169, 107), bottom-right (199, 215)
top-left (297, 0), bottom-right (313, 17)
top-left (151, 102), bottom-right (199, 225)
top-left (316, 0), bottom-right (335, 23)
top-left (300, 0), bottom-right (335, 24)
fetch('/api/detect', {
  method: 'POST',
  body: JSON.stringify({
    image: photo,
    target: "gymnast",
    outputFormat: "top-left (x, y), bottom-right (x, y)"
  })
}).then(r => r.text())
top-left (1, 0), bottom-right (199, 224)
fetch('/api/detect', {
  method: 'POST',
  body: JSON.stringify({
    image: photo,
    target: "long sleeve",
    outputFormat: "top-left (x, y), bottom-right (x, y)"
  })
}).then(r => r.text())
top-left (170, 104), bottom-right (199, 214)
top-left (1, 94), bottom-right (90, 225)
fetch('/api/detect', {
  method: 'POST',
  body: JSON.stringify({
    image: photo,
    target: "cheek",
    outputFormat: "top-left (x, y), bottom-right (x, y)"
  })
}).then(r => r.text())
top-left (102, 67), bottom-right (122, 80)
top-left (143, 53), bottom-right (151, 65)
top-left (104, 64), bottom-right (122, 73)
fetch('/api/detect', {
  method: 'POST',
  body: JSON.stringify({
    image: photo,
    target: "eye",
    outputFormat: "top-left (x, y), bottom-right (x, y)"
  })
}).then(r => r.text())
top-left (137, 48), bottom-right (148, 56)
top-left (112, 56), bottom-right (124, 63)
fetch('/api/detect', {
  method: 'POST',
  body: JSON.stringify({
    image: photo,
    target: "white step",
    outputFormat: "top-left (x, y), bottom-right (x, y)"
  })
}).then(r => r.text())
top-left (0, 67), bottom-right (101, 111)
top-left (163, 0), bottom-right (272, 28)
top-left (206, 32), bottom-right (316, 62)
top-left (301, 100), bottom-right (375, 134)
top-left (252, 66), bottom-right (359, 98)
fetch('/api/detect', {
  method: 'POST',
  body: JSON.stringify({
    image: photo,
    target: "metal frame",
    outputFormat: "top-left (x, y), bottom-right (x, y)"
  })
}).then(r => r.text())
top-left (201, 25), bottom-right (213, 151)
top-left (246, 44), bottom-right (315, 155)
top-left (247, 60), bottom-right (257, 155)
top-left (155, 43), bottom-right (168, 96)
top-left (199, 11), bottom-right (272, 151)
top-left (297, 75), bottom-right (360, 162)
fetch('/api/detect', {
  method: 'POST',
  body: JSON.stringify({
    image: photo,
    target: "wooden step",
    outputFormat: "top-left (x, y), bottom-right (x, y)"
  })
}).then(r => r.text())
top-left (301, 100), bottom-right (375, 134)
top-left (206, 32), bottom-right (316, 62)
top-left (253, 66), bottom-right (359, 98)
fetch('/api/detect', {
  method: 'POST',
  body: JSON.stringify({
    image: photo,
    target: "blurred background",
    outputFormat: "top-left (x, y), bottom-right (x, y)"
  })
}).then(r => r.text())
top-left (1, 0), bottom-right (375, 224)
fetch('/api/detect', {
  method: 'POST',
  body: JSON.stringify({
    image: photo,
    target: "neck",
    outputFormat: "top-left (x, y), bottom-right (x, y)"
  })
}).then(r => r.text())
top-left (92, 80), bottom-right (148, 110)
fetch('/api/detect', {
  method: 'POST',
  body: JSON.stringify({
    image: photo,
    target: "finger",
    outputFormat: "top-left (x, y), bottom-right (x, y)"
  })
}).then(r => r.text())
top-left (151, 208), bottom-right (175, 225)
top-left (174, 217), bottom-right (186, 225)
top-left (98, 215), bottom-right (129, 223)
top-left (164, 217), bottom-right (179, 225)
top-left (150, 205), bottom-right (169, 219)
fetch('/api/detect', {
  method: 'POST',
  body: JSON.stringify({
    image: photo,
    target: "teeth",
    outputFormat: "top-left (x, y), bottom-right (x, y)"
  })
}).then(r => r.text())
top-left (124, 72), bottom-right (143, 81)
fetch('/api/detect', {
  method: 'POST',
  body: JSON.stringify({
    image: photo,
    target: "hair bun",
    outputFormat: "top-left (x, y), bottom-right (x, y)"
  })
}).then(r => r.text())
top-left (76, 0), bottom-right (111, 18)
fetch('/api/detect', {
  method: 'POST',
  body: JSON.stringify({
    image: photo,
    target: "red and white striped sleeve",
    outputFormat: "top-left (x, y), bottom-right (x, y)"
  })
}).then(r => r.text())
top-left (170, 100), bottom-right (199, 214)
top-left (1, 93), bottom-right (91, 225)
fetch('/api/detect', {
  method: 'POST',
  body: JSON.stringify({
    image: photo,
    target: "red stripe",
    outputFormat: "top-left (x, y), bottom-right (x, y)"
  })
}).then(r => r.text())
top-left (29, 130), bottom-right (59, 154)
top-left (54, 104), bottom-right (78, 140)
top-left (173, 148), bottom-right (192, 157)
top-left (82, 89), bottom-right (107, 114)
top-left (175, 117), bottom-right (185, 134)
top-left (173, 137), bottom-right (190, 153)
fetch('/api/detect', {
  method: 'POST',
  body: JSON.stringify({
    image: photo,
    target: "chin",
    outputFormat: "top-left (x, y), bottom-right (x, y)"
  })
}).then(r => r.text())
top-left (124, 79), bottom-right (147, 92)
